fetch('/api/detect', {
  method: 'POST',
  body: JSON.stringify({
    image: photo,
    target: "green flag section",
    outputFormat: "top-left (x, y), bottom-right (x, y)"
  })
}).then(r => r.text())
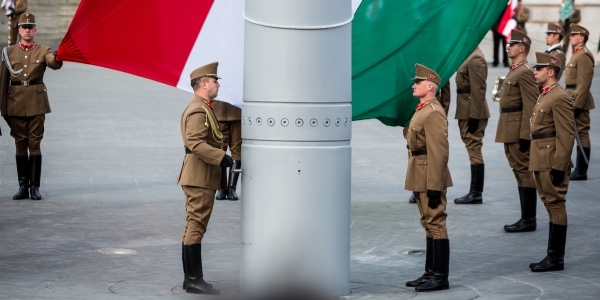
top-left (352, 0), bottom-right (507, 127)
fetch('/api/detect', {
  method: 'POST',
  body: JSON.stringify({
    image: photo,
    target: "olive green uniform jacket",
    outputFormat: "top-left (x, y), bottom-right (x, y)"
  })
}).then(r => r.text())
top-left (529, 85), bottom-right (575, 172)
top-left (0, 44), bottom-right (62, 116)
top-left (495, 60), bottom-right (538, 143)
top-left (177, 96), bottom-right (226, 190)
top-left (565, 45), bottom-right (595, 110)
top-left (404, 99), bottom-right (453, 192)
top-left (454, 47), bottom-right (489, 120)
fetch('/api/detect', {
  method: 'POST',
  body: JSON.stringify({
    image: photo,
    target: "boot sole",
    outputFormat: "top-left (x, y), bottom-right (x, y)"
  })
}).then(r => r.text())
top-left (186, 289), bottom-right (220, 295)
top-left (504, 227), bottom-right (536, 232)
top-left (415, 285), bottom-right (449, 292)
top-left (531, 265), bottom-right (564, 272)
top-left (454, 200), bottom-right (482, 204)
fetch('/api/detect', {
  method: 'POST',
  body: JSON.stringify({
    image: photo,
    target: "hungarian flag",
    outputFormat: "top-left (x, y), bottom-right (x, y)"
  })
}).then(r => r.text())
top-left (496, 0), bottom-right (518, 40)
top-left (57, 0), bottom-right (505, 126)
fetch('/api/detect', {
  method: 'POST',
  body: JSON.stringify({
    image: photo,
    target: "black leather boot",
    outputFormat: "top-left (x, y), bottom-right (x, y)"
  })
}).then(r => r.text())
top-left (530, 223), bottom-right (567, 272)
top-left (215, 189), bottom-right (227, 200)
top-left (415, 239), bottom-right (450, 292)
top-left (29, 155), bottom-right (43, 200)
top-left (504, 187), bottom-right (536, 232)
top-left (406, 237), bottom-right (433, 287)
top-left (182, 243), bottom-right (188, 290)
top-left (454, 164), bottom-right (484, 204)
top-left (570, 147), bottom-right (589, 181)
top-left (409, 192), bottom-right (417, 203)
top-left (183, 243), bottom-right (219, 295)
top-left (13, 155), bottom-right (29, 200)
top-left (227, 160), bottom-right (241, 200)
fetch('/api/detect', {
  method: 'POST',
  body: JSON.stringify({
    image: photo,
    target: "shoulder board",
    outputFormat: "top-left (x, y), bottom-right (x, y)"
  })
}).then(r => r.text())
top-left (523, 63), bottom-right (530, 69)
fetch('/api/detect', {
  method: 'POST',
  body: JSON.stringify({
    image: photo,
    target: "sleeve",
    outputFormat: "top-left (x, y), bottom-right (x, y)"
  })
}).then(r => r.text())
top-left (15, 0), bottom-right (27, 14)
top-left (185, 110), bottom-right (226, 166)
top-left (0, 53), bottom-right (8, 116)
top-left (468, 55), bottom-right (487, 119)
top-left (517, 8), bottom-right (529, 23)
top-left (44, 47), bottom-right (62, 70)
top-left (424, 109), bottom-right (449, 191)
top-left (519, 69), bottom-right (539, 139)
top-left (552, 96), bottom-right (575, 170)
top-left (573, 54), bottom-right (594, 109)
top-left (438, 81), bottom-right (451, 116)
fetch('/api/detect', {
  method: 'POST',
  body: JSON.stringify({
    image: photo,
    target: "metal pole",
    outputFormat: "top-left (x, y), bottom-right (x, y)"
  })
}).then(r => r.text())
top-left (241, 0), bottom-right (352, 296)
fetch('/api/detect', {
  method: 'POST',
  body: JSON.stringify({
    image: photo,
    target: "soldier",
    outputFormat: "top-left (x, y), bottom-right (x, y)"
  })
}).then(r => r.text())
top-left (4, 0), bottom-right (27, 45)
top-left (529, 52), bottom-right (574, 272)
top-left (565, 24), bottom-right (594, 181)
top-left (514, 0), bottom-right (530, 35)
top-left (177, 62), bottom-right (233, 295)
top-left (212, 100), bottom-right (242, 201)
top-left (496, 30), bottom-right (539, 233)
top-left (404, 64), bottom-right (452, 292)
top-left (544, 23), bottom-right (566, 80)
top-left (409, 81), bottom-right (450, 204)
top-left (558, 0), bottom-right (581, 53)
top-left (0, 13), bottom-right (62, 200)
top-left (454, 47), bottom-right (489, 204)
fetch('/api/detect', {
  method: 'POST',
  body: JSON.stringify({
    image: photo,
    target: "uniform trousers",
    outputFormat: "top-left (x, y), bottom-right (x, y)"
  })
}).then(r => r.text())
top-left (575, 110), bottom-right (591, 148)
top-left (182, 186), bottom-right (216, 245)
top-left (219, 120), bottom-right (241, 161)
top-left (458, 119), bottom-right (488, 164)
top-left (534, 170), bottom-right (569, 226)
top-left (414, 190), bottom-right (449, 239)
top-left (504, 142), bottom-right (535, 188)
top-left (10, 115), bottom-right (45, 156)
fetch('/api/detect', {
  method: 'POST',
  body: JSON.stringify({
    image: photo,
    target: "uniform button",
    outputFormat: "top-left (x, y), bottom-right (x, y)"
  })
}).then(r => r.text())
top-left (24, 74), bottom-right (26, 76)
top-left (36, 60), bottom-right (39, 63)
top-left (547, 145), bottom-right (550, 148)
top-left (25, 56), bottom-right (27, 58)
top-left (533, 113), bottom-right (536, 115)
top-left (541, 110), bottom-right (544, 112)
top-left (24, 65), bottom-right (26, 68)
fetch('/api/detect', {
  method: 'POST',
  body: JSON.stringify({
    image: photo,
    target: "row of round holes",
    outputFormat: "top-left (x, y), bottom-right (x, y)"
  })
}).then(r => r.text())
top-left (243, 117), bottom-right (349, 127)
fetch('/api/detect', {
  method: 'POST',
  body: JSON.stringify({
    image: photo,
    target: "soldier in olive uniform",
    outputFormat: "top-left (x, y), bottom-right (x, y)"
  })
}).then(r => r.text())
top-left (558, 1), bottom-right (581, 53)
top-left (177, 62), bottom-right (233, 295)
top-left (404, 64), bottom-right (452, 292)
top-left (544, 23), bottom-right (566, 80)
top-left (409, 81), bottom-right (450, 204)
top-left (529, 52), bottom-right (574, 272)
top-left (565, 24), bottom-right (594, 181)
top-left (515, 0), bottom-right (529, 35)
top-left (454, 47), bottom-right (490, 204)
top-left (212, 100), bottom-right (242, 201)
top-left (496, 30), bottom-right (539, 233)
top-left (0, 13), bottom-right (62, 201)
top-left (5, 0), bottom-right (27, 45)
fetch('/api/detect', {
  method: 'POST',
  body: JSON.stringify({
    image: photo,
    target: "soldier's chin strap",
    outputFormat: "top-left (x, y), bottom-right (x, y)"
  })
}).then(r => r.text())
top-left (1, 47), bottom-right (23, 77)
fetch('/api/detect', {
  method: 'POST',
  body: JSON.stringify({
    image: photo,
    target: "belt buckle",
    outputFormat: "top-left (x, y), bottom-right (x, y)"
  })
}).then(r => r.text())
top-left (408, 149), bottom-right (412, 158)
top-left (21, 81), bottom-right (29, 87)
top-left (530, 134), bottom-right (533, 140)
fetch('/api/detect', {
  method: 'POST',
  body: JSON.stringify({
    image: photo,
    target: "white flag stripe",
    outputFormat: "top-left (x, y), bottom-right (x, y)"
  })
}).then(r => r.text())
top-left (176, 0), bottom-right (245, 107)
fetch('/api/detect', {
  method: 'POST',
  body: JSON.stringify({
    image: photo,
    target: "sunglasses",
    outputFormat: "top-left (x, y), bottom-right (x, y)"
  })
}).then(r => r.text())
top-left (20, 25), bottom-right (35, 30)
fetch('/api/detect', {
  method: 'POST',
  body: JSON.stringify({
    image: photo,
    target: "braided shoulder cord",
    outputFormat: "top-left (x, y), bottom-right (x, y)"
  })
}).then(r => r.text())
top-left (203, 106), bottom-right (223, 143)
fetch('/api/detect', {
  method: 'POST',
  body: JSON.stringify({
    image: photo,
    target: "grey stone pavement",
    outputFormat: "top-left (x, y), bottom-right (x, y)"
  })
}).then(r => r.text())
top-left (1, 62), bottom-right (600, 300)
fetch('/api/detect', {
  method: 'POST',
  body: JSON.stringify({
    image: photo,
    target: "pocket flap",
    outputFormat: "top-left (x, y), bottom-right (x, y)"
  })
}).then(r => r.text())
top-left (36, 85), bottom-right (46, 93)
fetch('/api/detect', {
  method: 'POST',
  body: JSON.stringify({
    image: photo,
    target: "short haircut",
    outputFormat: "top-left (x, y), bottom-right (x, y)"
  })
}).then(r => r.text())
top-left (583, 35), bottom-right (588, 44)
top-left (549, 66), bottom-right (560, 79)
top-left (191, 76), bottom-right (211, 91)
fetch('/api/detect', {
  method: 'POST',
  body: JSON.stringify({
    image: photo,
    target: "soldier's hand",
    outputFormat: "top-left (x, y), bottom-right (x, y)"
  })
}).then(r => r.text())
top-left (426, 190), bottom-right (441, 209)
top-left (550, 169), bottom-right (565, 186)
top-left (518, 139), bottom-right (531, 153)
top-left (53, 50), bottom-right (63, 64)
top-left (467, 118), bottom-right (479, 134)
top-left (574, 107), bottom-right (582, 118)
top-left (220, 154), bottom-right (233, 168)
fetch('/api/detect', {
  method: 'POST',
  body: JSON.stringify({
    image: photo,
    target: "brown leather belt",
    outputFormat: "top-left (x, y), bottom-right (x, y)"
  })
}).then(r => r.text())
top-left (531, 131), bottom-right (556, 140)
top-left (185, 148), bottom-right (193, 154)
top-left (456, 87), bottom-right (471, 94)
top-left (410, 150), bottom-right (427, 157)
top-left (565, 84), bottom-right (576, 89)
top-left (10, 79), bottom-right (43, 86)
top-left (499, 106), bottom-right (523, 113)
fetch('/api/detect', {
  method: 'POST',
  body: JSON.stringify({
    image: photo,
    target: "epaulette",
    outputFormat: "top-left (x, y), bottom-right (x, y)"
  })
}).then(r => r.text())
top-left (523, 63), bottom-right (530, 69)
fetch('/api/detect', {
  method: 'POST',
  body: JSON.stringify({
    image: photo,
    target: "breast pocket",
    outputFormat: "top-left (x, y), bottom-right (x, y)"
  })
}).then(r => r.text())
top-left (407, 125), bottom-right (424, 150)
top-left (503, 80), bottom-right (518, 98)
top-left (566, 63), bottom-right (577, 79)
top-left (535, 108), bottom-right (552, 125)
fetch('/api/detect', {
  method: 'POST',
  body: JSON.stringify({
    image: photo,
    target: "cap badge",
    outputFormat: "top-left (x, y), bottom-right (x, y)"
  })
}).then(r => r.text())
top-left (523, 37), bottom-right (528, 43)
top-left (429, 73), bottom-right (436, 80)
top-left (582, 29), bottom-right (587, 34)
top-left (551, 58), bottom-right (557, 65)
top-left (557, 28), bottom-right (562, 33)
